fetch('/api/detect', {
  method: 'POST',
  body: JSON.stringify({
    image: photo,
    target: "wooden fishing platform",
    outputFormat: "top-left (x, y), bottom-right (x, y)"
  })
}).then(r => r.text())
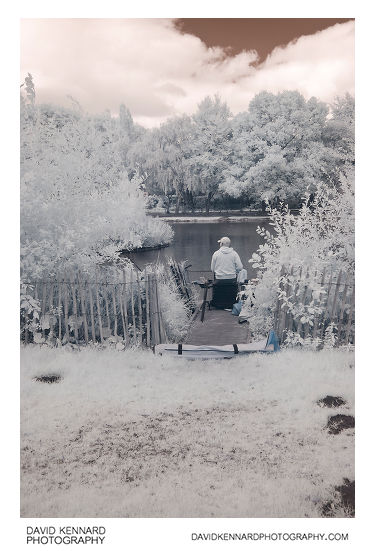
top-left (184, 308), bottom-right (249, 346)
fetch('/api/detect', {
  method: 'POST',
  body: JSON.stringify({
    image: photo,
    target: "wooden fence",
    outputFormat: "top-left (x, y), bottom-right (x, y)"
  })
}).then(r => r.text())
top-left (274, 265), bottom-right (355, 346)
top-left (21, 262), bottom-right (194, 348)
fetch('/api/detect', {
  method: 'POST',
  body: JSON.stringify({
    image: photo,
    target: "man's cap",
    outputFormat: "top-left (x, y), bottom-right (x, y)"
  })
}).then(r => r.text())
top-left (218, 236), bottom-right (231, 246)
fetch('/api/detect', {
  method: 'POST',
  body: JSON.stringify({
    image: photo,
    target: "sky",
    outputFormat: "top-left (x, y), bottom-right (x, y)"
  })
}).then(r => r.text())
top-left (20, 18), bottom-right (354, 128)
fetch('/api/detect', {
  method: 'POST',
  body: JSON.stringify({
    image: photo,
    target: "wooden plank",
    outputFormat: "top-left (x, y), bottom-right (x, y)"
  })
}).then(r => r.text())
top-left (95, 274), bottom-right (104, 343)
top-left (312, 268), bottom-right (326, 339)
top-left (57, 281), bottom-right (62, 342)
top-left (296, 267), bottom-right (309, 336)
top-left (130, 270), bottom-right (137, 344)
top-left (304, 269), bottom-right (316, 339)
top-left (277, 265), bottom-right (287, 342)
top-left (70, 280), bottom-right (80, 345)
top-left (336, 272), bottom-right (350, 344)
top-left (63, 279), bottom-right (70, 344)
top-left (344, 284), bottom-right (355, 345)
top-left (149, 273), bottom-right (160, 346)
top-left (155, 274), bottom-right (167, 343)
top-left (103, 280), bottom-right (111, 335)
top-left (48, 281), bottom-right (55, 341)
top-left (41, 282), bottom-right (47, 339)
top-left (319, 271), bottom-right (333, 342)
top-left (329, 270), bottom-right (342, 324)
top-left (88, 283), bottom-right (96, 342)
top-left (145, 267), bottom-right (151, 347)
top-left (78, 276), bottom-right (89, 345)
top-left (122, 271), bottom-right (130, 344)
top-left (287, 266), bottom-right (296, 333)
top-left (118, 282), bottom-right (128, 345)
top-left (136, 271), bottom-right (143, 344)
top-left (111, 284), bottom-right (118, 338)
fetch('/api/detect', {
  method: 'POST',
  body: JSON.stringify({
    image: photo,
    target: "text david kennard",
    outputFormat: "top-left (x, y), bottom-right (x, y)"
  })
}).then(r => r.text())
top-left (26, 526), bottom-right (105, 545)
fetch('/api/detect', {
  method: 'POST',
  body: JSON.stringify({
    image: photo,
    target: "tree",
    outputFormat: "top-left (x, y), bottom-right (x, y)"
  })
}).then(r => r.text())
top-left (130, 115), bottom-right (195, 213)
top-left (241, 170), bottom-right (355, 337)
top-left (189, 96), bottom-right (232, 213)
top-left (20, 77), bottom-right (172, 280)
top-left (220, 91), bottom-right (333, 209)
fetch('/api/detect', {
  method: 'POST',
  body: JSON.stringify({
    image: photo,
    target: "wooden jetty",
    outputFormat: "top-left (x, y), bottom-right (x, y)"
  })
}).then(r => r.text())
top-left (185, 308), bottom-right (249, 346)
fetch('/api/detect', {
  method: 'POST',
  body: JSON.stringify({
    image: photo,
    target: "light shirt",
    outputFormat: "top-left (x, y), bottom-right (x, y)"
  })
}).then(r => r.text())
top-left (211, 246), bottom-right (243, 280)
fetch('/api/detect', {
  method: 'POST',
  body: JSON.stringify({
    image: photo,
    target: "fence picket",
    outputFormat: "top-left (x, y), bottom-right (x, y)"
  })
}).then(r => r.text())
top-left (22, 263), bottom-right (194, 349)
top-left (336, 272), bottom-right (349, 342)
top-left (70, 280), bottom-right (80, 346)
top-left (88, 284), bottom-right (96, 342)
top-left (273, 266), bottom-right (354, 346)
top-left (48, 282), bottom-right (55, 341)
top-left (122, 271), bottom-right (130, 343)
top-left (145, 267), bottom-right (151, 347)
top-left (312, 268), bottom-right (326, 339)
top-left (78, 276), bottom-right (89, 345)
top-left (345, 284), bottom-right (355, 345)
top-left (63, 280), bottom-right (70, 344)
top-left (329, 270), bottom-right (342, 325)
top-left (129, 270), bottom-right (137, 344)
top-left (118, 283), bottom-right (127, 344)
top-left (95, 275), bottom-right (104, 343)
top-left (136, 272), bottom-right (143, 344)
top-left (57, 281), bottom-right (62, 342)
top-left (111, 284), bottom-right (118, 338)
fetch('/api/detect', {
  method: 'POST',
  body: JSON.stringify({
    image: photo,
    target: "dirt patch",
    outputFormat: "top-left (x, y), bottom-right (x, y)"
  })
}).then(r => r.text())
top-left (326, 414), bottom-right (354, 434)
top-left (317, 395), bottom-right (346, 408)
top-left (34, 375), bottom-right (62, 384)
top-left (322, 479), bottom-right (355, 517)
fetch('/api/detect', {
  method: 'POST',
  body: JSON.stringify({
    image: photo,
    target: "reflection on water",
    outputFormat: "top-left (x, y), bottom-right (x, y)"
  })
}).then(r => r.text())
top-left (122, 219), bottom-right (271, 280)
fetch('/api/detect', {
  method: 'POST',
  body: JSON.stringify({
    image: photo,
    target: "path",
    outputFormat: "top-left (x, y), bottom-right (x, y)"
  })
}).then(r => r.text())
top-left (184, 307), bottom-right (249, 345)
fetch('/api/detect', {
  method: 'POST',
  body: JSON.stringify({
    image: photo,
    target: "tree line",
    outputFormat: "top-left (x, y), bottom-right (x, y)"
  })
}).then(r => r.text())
top-left (131, 91), bottom-right (354, 213)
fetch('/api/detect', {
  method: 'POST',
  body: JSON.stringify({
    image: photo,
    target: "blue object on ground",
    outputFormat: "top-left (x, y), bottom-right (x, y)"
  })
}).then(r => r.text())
top-left (231, 300), bottom-right (243, 316)
top-left (266, 330), bottom-right (280, 351)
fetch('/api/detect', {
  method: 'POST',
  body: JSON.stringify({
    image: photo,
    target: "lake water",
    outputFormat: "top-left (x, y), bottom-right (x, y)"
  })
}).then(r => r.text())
top-left (125, 218), bottom-right (272, 280)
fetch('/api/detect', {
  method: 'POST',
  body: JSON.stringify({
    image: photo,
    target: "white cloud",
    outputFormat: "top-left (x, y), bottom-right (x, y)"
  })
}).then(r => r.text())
top-left (20, 19), bottom-right (354, 127)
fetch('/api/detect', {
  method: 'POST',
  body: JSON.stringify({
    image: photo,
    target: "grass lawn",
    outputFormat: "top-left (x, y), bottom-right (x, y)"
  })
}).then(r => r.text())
top-left (21, 346), bottom-right (354, 518)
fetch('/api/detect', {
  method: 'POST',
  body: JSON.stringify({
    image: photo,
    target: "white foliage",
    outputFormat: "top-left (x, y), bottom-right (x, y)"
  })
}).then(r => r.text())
top-left (20, 85), bottom-right (173, 280)
top-left (242, 172), bottom-right (354, 338)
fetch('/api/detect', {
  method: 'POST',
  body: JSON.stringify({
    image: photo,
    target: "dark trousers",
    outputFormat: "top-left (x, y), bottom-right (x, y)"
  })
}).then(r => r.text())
top-left (211, 278), bottom-right (238, 309)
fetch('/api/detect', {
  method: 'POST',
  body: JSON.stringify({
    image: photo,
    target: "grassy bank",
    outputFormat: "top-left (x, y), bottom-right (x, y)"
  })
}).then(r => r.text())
top-left (21, 346), bottom-right (354, 518)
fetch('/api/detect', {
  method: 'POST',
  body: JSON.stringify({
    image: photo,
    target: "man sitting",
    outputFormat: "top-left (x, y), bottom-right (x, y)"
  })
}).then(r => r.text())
top-left (210, 236), bottom-right (243, 309)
